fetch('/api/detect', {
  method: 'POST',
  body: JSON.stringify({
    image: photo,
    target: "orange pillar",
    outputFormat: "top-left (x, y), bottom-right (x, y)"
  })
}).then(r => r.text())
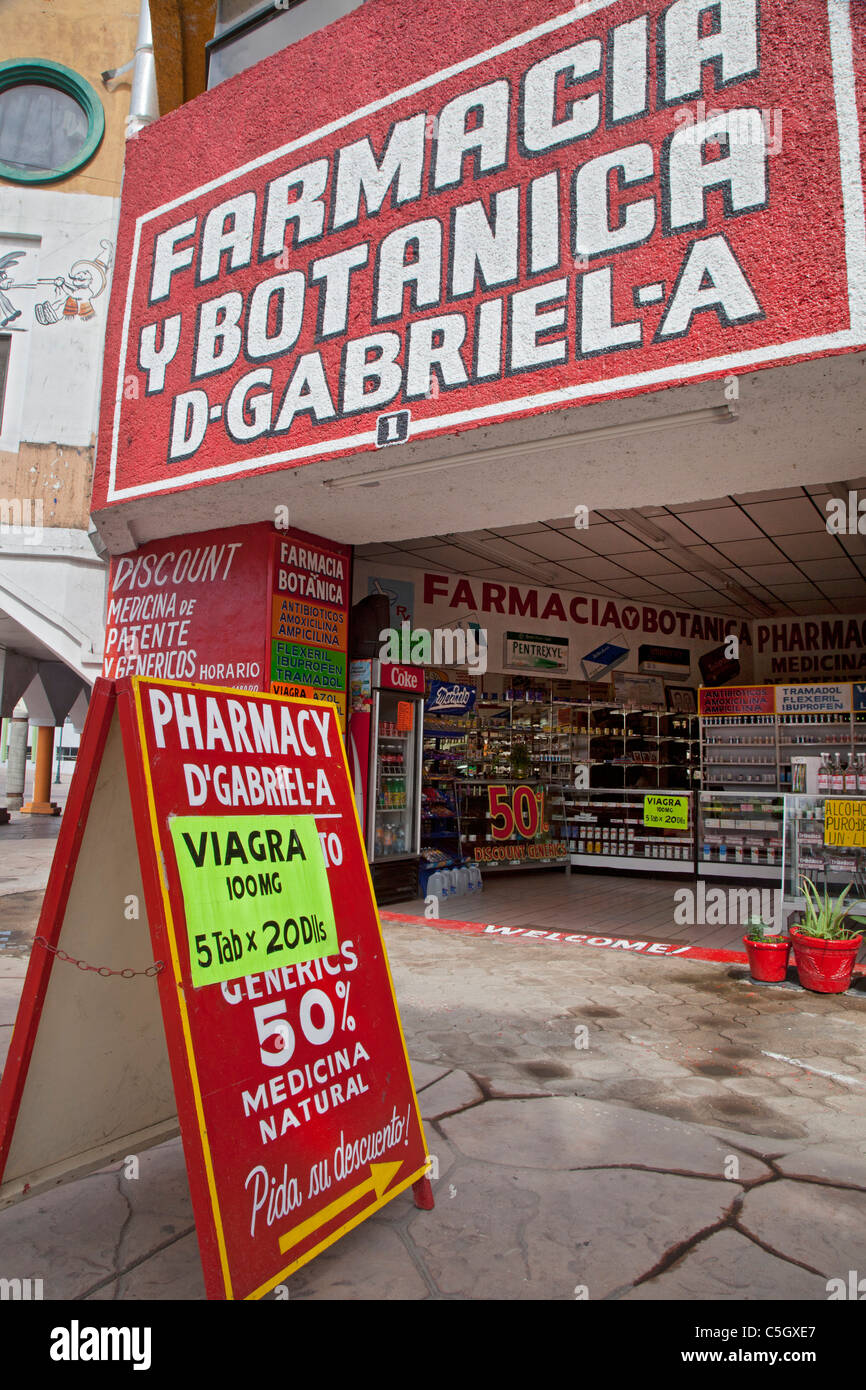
top-left (21, 726), bottom-right (61, 816)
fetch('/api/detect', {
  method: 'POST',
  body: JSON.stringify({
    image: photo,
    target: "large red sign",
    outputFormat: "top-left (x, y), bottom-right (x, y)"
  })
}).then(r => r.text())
top-left (119, 677), bottom-right (429, 1299)
top-left (698, 684), bottom-right (775, 715)
top-left (269, 531), bottom-right (351, 726)
top-left (94, 0), bottom-right (866, 507)
top-left (103, 523), bottom-right (272, 689)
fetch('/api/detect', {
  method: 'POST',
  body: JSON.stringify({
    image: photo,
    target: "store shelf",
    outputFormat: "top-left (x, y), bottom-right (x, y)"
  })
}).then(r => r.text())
top-left (698, 862), bottom-right (780, 879)
top-left (570, 853), bottom-right (695, 873)
top-left (701, 703), bottom-right (865, 793)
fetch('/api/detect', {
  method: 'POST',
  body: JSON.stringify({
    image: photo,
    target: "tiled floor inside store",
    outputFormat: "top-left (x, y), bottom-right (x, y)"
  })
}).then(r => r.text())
top-left (397, 867), bottom-right (866, 962)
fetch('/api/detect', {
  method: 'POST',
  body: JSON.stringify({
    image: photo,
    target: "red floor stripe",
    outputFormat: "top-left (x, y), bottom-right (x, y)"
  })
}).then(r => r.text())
top-left (379, 910), bottom-right (749, 963)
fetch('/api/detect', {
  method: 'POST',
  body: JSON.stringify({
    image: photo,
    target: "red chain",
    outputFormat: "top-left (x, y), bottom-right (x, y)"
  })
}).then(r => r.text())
top-left (34, 936), bottom-right (165, 978)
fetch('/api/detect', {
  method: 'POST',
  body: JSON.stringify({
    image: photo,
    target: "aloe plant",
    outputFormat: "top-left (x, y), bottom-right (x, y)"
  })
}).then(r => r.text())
top-left (796, 878), bottom-right (866, 941)
top-left (746, 917), bottom-right (782, 943)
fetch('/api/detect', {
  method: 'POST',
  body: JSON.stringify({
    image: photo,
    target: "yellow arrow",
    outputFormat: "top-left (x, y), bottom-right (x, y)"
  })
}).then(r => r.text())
top-left (278, 1161), bottom-right (402, 1254)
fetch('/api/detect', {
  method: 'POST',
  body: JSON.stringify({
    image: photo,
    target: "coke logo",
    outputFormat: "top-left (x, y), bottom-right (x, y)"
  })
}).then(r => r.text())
top-left (385, 665), bottom-right (422, 690)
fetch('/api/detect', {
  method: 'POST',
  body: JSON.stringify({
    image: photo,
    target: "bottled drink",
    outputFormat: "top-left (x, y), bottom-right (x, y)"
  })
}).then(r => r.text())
top-left (831, 754), bottom-right (844, 793)
top-left (817, 754), bottom-right (830, 794)
top-left (844, 754), bottom-right (858, 793)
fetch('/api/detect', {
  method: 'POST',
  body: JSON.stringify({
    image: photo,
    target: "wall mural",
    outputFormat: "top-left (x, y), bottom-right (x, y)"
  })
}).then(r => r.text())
top-left (0, 239), bottom-right (113, 329)
top-left (0, 252), bottom-right (25, 328)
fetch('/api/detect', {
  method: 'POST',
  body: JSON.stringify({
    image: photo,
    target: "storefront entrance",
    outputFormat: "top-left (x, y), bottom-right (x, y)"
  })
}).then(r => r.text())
top-left (352, 475), bottom-right (866, 938)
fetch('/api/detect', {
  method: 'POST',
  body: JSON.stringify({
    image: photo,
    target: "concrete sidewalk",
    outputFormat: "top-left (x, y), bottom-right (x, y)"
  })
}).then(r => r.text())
top-left (0, 769), bottom-right (68, 896)
top-left (1, 895), bottom-right (865, 1300)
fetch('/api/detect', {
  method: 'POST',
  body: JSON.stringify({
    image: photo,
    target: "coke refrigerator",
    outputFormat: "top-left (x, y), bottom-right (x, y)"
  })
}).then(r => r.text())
top-left (347, 659), bottom-right (425, 903)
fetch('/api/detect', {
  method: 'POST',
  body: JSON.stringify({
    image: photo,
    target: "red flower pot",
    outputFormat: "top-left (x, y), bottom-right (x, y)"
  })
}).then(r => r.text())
top-left (789, 927), bottom-right (862, 994)
top-left (743, 935), bottom-right (790, 983)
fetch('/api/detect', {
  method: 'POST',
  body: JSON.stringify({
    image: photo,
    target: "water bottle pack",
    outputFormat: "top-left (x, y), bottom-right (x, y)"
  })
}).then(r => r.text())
top-left (420, 855), bottom-right (483, 900)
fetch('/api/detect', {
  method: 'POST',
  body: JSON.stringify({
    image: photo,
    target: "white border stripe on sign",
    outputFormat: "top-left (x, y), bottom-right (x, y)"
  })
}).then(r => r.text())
top-left (107, 1), bottom-right (866, 502)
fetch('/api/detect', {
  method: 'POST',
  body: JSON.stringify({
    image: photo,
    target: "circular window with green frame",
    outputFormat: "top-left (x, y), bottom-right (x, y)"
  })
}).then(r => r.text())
top-left (0, 60), bottom-right (105, 184)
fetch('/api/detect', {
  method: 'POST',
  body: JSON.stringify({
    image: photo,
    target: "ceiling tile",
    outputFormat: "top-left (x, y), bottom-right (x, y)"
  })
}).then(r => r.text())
top-left (562, 557), bottom-right (634, 581)
top-left (621, 514), bottom-right (704, 547)
top-left (398, 536), bottom-right (444, 551)
top-left (830, 595), bottom-right (866, 612)
top-left (767, 582), bottom-right (824, 600)
top-left (816, 578), bottom-right (866, 597)
top-left (787, 598), bottom-right (840, 613)
top-left (354, 544), bottom-right (403, 557)
top-left (574, 522), bottom-right (650, 555)
top-left (799, 558), bottom-right (859, 581)
top-left (489, 523), bottom-right (548, 536)
top-left (447, 530), bottom-right (508, 545)
top-left (778, 531), bottom-right (845, 561)
top-left (673, 590), bottom-right (731, 609)
top-left (731, 487), bottom-right (804, 503)
top-left (466, 568), bottom-right (546, 586)
top-left (537, 565), bottom-right (595, 587)
top-left (411, 546), bottom-right (500, 571)
top-left (740, 497), bottom-right (826, 535)
top-left (596, 578), bottom-right (667, 598)
top-left (741, 562), bottom-right (805, 584)
top-left (681, 507), bottom-right (763, 543)
top-left (454, 536), bottom-right (550, 567)
top-left (391, 550), bottom-right (443, 569)
top-left (838, 532), bottom-right (866, 557)
top-left (687, 543), bottom-right (734, 568)
top-left (665, 497), bottom-right (731, 512)
top-left (612, 549), bottom-right (679, 577)
top-left (514, 530), bottom-right (600, 561)
top-left (716, 538), bottom-right (787, 566)
top-left (653, 572), bottom-right (708, 594)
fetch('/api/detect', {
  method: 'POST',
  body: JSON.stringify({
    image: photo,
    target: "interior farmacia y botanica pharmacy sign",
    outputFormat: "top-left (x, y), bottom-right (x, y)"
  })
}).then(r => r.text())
top-left (94, 0), bottom-right (866, 506)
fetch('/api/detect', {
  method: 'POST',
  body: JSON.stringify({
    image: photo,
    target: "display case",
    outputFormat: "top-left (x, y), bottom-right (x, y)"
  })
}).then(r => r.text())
top-left (369, 690), bottom-right (423, 861)
top-left (583, 704), bottom-right (700, 790)
top-left (561, 788), bottom-right (695, 872)
top-left (347, 659), bottom-right (425, 903)
top-left (422, 687), bottom-right (700, 789)
top-left (782, 793), bottom-right (866, 917)
top-left (699, 686), bottom-right (866, 792)
top-left (421, 713), bottom-right (469, 854)
top-left (697, 790), bottom-right (784, 879)
top-left (701, 714), bottom-right (778, 788)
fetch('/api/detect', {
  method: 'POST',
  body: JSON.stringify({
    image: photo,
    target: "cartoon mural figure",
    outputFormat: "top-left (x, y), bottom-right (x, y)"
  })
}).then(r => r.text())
top-left (34, 239), bottom-right (113, 326)
top-left (0, 252), bottom-right (25, 327)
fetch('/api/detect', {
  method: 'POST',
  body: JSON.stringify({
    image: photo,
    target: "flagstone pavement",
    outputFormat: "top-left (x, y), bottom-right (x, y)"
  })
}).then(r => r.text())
top-left (2, 876), bottom-right (866, 1300)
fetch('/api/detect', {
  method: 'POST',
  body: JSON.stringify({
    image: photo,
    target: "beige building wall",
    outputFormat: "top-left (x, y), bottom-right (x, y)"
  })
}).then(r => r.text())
top-left (0, 0), bottom-right (139, 529)
top-left (1, 0), bottom-right (138, 196)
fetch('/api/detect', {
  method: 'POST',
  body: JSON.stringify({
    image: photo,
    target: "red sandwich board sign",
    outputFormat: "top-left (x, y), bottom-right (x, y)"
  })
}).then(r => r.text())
top-left (0, 677), bottom-right (431, 1300)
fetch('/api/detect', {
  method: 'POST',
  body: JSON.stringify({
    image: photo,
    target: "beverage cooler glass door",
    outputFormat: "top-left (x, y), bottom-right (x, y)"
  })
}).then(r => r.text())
top-left (370, 689), bottom-right (421, 860)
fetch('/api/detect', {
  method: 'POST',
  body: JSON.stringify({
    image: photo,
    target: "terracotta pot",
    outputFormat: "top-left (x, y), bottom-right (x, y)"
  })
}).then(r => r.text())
top-left (789, 926), bottom-right (862, 994)
top-left (743, 935), bottom-right (790, 983)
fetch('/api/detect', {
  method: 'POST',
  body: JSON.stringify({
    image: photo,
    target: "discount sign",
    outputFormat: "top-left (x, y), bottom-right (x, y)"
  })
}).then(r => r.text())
top-left (118, 676), bottom-right (429, 1299)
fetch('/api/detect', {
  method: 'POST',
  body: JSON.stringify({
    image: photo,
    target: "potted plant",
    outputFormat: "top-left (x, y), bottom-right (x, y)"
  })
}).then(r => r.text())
top-left (743, 916), bottom-right (790, 983)
top-left (788, 878), bottom-right (866, 994)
